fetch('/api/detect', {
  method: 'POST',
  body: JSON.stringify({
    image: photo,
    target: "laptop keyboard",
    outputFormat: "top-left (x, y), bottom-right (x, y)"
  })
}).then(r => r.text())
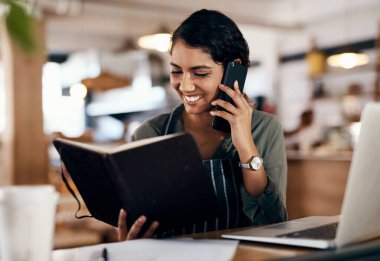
top-left (277, 222), bottom-right (339, 240)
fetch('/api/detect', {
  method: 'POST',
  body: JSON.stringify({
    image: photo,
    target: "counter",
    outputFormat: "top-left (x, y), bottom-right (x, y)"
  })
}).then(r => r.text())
top-left (286, 150), bottom-right (352, 220)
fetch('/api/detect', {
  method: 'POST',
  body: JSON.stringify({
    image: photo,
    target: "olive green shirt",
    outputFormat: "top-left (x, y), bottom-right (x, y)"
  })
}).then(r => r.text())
top-left (131, 107), bottom-right (288, 225)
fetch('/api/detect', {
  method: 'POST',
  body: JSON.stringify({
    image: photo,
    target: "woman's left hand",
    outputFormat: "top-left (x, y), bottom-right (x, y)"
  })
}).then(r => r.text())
top-left (210, 80), bottom-right (254, 154)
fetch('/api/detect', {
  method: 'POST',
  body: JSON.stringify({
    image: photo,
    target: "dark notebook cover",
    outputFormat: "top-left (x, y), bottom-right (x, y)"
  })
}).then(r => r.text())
top-left (53, 133), bottom-right (219, 232)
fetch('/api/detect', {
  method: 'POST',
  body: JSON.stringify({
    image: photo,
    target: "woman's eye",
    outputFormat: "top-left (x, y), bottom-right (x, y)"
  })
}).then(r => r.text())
top-left (194, 73), bottom-right (209, 77)
top-left (171, 71), bottom-right (182, 75)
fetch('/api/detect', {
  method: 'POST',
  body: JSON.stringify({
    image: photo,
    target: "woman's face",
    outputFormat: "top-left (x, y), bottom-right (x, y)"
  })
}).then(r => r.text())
top-left (170, 40), bottom-right (224, 115)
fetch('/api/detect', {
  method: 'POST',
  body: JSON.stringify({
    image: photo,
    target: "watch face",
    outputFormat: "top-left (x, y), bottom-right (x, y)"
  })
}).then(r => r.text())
top-left (250, 157), bottom-right (262, 170)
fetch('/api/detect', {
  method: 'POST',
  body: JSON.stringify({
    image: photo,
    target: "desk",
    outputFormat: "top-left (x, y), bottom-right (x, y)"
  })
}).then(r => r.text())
top-left (190, 228), bottom-right (380, 261)
top-left (53, 226), bottom-right (380, 261)
top-left (190, 228), bottom-right (315, 261)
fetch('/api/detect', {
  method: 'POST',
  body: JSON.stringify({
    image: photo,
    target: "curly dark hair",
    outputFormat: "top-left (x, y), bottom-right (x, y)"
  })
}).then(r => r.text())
top-left (170, 9), bottom-right (250, 68)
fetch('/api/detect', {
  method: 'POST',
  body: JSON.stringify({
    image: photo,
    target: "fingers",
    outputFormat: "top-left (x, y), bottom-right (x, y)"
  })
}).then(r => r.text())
top-left (233, 80), bottom-right (242, 94)
top-left (211, 99), bottom-right (238, 114)
top-left (127, 215), bottom-right (147, 240)
top-left (219, 83), bottom-right (241, 101)
top-left (210, 109), bottom-right (234, 122)
top-left (218, 84), bottom-right (250, 110)
top-left (142, 221), bottom-right (160, 238)
top-left (118, 209), bottom-right (158, 241)
top-left (118, 209), bottom-right (128, 241)
top-left (213, 84), bottom-right (250, 112)
top-left (211, 82), bottom-right (254, 124)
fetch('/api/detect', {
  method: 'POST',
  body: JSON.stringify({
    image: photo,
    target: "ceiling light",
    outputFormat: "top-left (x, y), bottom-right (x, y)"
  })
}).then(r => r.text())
top-left (138, 26), bottom-right (171, 52)
top-left (326, 4), bottom-right (370, 70)
top-left (70, 83), bottom-right (87, 99)
top-left (327, 51), bottom-right (369, 69)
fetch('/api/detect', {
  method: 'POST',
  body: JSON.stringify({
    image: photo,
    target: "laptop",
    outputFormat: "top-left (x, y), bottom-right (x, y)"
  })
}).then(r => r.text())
top-left (222, 102), bottom-right (380, 249)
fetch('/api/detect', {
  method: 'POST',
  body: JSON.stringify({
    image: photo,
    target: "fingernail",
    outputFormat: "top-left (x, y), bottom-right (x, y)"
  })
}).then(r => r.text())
top-left (210, 111), bottom-right (215, 115)
top-left (139, 216), bottom-right (146, 222)
top-left (234, 80), bottom-right (238, 86)
top-left (153, 221), bottom-right (159, 227)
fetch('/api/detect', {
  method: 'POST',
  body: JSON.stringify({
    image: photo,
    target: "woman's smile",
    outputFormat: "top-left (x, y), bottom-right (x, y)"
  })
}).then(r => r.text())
top-left (183, 94), bottom-right (205, 104)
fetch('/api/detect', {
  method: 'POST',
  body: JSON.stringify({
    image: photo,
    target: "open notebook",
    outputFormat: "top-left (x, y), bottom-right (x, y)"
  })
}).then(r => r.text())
top-left (53, 133), bottom-right (219, 234)
top-left (222, 102), bottom-right (380, 249)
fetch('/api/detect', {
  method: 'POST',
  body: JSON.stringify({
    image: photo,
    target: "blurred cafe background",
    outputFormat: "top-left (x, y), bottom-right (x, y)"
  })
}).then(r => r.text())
top-left (0, 0), bottom-right (380, 249)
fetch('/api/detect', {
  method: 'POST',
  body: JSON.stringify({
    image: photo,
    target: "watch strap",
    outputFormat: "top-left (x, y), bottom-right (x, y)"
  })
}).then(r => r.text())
top-left (238, 162), bottom-right (251, 168)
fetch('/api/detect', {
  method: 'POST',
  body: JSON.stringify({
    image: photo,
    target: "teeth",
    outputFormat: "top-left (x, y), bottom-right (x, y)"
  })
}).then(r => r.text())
top-left (184, 95), bottom-right (203, 103)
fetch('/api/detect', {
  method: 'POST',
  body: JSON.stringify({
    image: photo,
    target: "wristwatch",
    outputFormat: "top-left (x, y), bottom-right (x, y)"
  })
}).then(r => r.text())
top-left (239, 156), bottom-right (264, 171)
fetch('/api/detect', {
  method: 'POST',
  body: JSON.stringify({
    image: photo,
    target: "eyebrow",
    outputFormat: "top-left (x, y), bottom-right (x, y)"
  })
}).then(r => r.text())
top-left (170, 62), bottom-right (212, 70)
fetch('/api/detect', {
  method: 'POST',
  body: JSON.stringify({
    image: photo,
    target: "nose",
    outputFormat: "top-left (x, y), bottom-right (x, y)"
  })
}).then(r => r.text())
top-left (179, 73), bottom-right (195, 93)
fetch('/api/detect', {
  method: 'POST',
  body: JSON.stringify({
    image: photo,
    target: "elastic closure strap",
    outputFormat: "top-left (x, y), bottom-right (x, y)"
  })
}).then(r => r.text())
top-left (60, 161), bottom-right (93, 219)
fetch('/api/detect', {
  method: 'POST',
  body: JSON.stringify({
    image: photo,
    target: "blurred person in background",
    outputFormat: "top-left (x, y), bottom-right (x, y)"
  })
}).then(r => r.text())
top-left (284, 108), bottom-right (321, 152)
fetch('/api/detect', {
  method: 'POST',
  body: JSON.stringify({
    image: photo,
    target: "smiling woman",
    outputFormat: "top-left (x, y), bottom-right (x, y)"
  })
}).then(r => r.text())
top-left (114, 9), bottom-right (288, 240)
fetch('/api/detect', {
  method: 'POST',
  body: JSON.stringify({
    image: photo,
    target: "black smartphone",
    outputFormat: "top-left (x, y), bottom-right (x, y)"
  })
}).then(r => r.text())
top-left (212, 61), bottom-right (248, 133)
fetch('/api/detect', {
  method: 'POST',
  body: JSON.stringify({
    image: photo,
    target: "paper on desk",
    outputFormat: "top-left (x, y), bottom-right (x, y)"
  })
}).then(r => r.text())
top-left (52, 238), bottom-right (238, 261)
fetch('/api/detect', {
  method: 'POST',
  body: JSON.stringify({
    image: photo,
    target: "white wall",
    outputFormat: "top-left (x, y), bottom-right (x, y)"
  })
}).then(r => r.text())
top-left (240, 25), bottom-right (280, 106)
top-left (278, 3), bottom-right (380, 59)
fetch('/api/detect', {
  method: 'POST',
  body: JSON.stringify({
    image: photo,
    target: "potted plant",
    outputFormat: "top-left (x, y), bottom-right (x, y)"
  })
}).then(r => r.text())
top-left (0, 0), bottom-right (36, 52)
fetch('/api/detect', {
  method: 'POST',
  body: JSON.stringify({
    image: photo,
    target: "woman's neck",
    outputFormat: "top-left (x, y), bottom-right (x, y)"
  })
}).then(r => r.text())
top-left (182, 110), bottom-right (227, 159)
top-left (182, 111), bottom-right (214, 133)
top-left (182, 110), bottom-right (228, 140)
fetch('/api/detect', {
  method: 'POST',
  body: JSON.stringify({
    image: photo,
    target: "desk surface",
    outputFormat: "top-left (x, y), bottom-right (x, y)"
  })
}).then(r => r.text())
top-left (190, 228), bottom-right (316, 261)
top-left (54, 215), bottom-right (380, 261)
top-left (190, 228), bottom-right (380, 261)
top-left (54, 225), bottom-right (380, 261)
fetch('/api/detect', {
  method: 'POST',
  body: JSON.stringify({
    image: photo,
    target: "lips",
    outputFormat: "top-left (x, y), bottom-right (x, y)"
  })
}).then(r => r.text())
top-left (183, 94), bottom-right (205, 103)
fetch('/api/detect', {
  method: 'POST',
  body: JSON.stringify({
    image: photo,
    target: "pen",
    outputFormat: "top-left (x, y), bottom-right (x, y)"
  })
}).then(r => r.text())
top-left (98, 247), bottom-right (108, 261)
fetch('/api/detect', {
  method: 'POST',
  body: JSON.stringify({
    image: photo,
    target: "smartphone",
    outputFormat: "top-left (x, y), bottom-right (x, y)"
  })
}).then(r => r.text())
top-left (212, 61), bottom-right (248, 133)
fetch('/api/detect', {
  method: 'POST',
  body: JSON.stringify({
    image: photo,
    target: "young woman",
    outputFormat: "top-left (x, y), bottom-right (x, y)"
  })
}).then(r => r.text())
top-left (118, 9), bottom-right (287, 240)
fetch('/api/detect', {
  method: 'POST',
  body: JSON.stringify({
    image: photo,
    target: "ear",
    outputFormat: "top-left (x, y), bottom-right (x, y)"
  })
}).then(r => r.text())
top-left (233, 58), bottom-right (242, 64)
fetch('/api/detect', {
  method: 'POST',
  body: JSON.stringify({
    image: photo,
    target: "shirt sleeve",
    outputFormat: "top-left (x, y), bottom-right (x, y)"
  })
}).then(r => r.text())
top-left (129, 114), bottom-right (169, 142)
top-left (240, 114), bottom-right (288, 225)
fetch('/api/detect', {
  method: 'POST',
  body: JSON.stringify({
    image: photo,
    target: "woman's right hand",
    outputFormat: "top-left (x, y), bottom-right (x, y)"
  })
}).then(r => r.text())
top-left (117, 209), bottom-right (159, 241)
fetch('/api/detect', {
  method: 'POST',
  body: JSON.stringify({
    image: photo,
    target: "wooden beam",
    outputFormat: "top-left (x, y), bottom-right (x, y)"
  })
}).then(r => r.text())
top-left (0, 18), bottom-right (48, 185)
